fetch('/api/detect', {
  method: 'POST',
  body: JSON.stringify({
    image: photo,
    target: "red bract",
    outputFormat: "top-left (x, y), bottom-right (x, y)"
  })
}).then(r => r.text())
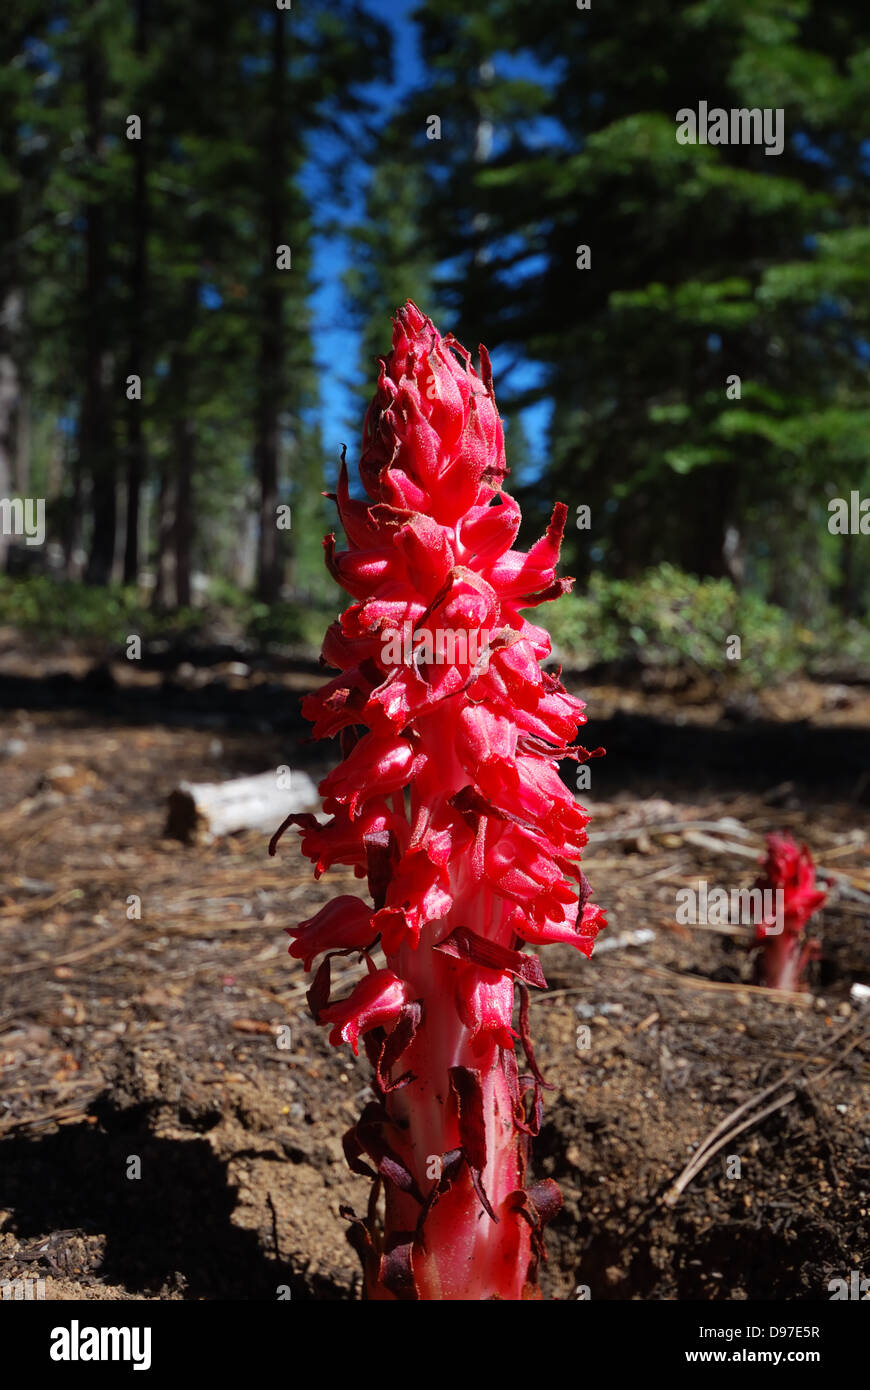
top-left (272, 302), bottom-right (604, 1300)
top-left (753, 832), bottom-right (827, 992)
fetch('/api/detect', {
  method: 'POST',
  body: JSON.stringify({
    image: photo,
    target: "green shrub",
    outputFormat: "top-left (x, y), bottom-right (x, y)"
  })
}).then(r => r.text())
top-left (544, 564), bottom-right (818, 687)
top-left (0, 574), bottom-right (334, 655)
top-left (0, 576), bottom-right (206, 646)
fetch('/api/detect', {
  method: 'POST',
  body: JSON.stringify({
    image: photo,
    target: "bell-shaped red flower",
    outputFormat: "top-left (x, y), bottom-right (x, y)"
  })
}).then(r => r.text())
top-left (273, 302), bottom-right (604, 1299)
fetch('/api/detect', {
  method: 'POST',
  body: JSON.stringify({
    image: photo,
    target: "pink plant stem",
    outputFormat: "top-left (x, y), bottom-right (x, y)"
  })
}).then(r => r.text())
top-left (759, 932), bottom-right (801, 993)
top-left (378, 880), bottom-right (530, 1300)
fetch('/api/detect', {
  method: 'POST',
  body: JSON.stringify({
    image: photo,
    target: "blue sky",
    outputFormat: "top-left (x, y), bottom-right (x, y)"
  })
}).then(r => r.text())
top-left (304, 0), bottom-right (554, 479)
top-left (304, 0), bottom-right (422, 464)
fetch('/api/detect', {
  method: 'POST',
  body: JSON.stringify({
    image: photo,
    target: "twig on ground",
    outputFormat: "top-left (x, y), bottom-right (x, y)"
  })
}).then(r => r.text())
top-left (662, 1010), bottom-right (868, 1205)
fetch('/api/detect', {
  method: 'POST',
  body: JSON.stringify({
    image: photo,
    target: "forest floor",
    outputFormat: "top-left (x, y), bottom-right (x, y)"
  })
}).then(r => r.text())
top-left (0, 640), bottom-right (868, 1301)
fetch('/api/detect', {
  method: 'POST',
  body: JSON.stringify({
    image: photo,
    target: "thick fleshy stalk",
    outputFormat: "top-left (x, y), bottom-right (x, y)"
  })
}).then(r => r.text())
top-left (753, 832), bottom-right (827, 992)
top-left (273, 302), bottom-right (604, 1300)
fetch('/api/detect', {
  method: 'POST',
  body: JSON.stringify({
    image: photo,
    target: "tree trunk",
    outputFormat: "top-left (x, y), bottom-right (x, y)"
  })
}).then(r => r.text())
top-left (836, 530), bottom-right (856, 618)
top-left (174, 411), bottom-right (194, 608)
top-left (254, 10), bottom-right (287, 603)
top-left (0, 292), bottom-right (19, 572)
top-left (14, 359), bottom-right (31, 496)
top-left (152, 456), bottom-right (175, 609)
top-left (168, 277), bottom-right (198, 610)
top-left (82, 34), bottom-right (117, 586)
top-left (0, 102), bottom-right (22, 571)
top-left (153, 275), bottom-right (197, 611)
top-left (123, 0), bottom-right (149, 587)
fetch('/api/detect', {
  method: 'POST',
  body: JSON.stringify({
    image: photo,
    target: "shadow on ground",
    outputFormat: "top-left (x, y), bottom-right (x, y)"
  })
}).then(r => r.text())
top-left (0, 1098), bottom-right (348, 1300)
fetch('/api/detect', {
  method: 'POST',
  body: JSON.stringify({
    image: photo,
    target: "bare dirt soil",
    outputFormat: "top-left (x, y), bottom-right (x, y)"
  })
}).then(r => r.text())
top-left (0, 650), bottom-right (867, 1301)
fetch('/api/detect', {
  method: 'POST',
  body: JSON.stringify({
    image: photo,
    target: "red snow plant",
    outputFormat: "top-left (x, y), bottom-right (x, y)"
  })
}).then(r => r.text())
top-left (753, 832), bottom-right (827, 993)
top-left (271, 302), bottom-right (604, 1300)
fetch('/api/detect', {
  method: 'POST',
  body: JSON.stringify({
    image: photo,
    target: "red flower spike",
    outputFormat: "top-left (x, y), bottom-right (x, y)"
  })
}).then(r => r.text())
top-left (753, 832), bottom-right (827, 992)
top-left (277, 302), bottom-right (603, 1300)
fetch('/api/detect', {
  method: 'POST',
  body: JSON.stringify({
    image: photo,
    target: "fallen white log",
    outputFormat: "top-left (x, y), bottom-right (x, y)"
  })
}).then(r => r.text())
top-left (592, 927), bottom-right (656, 954)
top-left (166, 769), bottom-right (320, 842)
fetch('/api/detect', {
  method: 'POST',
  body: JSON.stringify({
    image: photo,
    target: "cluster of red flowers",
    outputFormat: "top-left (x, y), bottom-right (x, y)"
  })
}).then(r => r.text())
top-left (272, 302), bottom-right (603, 1299)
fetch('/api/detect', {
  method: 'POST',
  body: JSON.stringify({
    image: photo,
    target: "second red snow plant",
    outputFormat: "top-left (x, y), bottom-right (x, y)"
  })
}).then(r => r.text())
top-left (754, 832), bottom-right (827, 992)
